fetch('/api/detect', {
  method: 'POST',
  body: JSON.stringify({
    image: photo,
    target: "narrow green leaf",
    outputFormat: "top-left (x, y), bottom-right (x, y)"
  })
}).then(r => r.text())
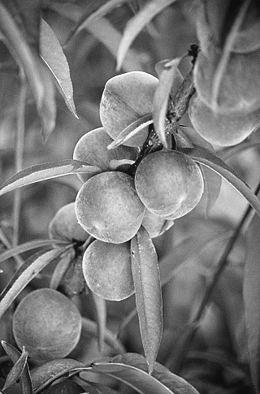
top-left (0, 3), bottom-right (56, 140)
top-left (117, 0), bottom-right (176, 70)
top-left (0, 248), bottom-right (67, 319)
top-left (1, 341), bottom-right (33, 394)
top-left (153, 58), bottom-right (182, 147)
top-left (131, 227), bottom-right (163, 374)
top-left (2, 347), bottom-right (29, 391)
top-left (243, 204), bottom-right (260, 392)
top-left (108, 114), bottom-right (153, 150)
top-left (40, 19), bottom-right (78, 118)
top-left (92, 292), bottom-right (107, 353)
top-left (181, 147), bottom-right (260, 219)
top-left (31, 358), bottom-right (83, 393)
top-left (90, 353), bottom-right (199, 393)
top-left (66, 0), bottom-right (129, 44)
top-left (211, 0), bottom-right (250, 111)
top-left (0, 159), bottom-right (101, 197)
top-left (0, 238), bottom-right (67, 266)
top-left (199, 166), bottom-right (222, 216)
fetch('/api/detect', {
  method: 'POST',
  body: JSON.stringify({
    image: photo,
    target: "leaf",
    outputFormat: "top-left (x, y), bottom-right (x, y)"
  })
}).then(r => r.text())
top-left (131, 227), bottom-right (163, 374)
top-left (0, 248), bottom-right (67, 319)
top-left (49, 248), bottom-right (75, 290)
top-left (2, 0), bottom-right (41, 51)
top-left (0, 159), bottom-right (101, 197)
top-left (199, 166), bottom-right (222, 216)
top-left (153, 58), bottom-right (182, 147)
top-left (211, 0), bottom-right (251, 111)
top-left (0, 238), bottom-right (67, 266)
top-left (40, 19), bottom-right (78, 118)
top-left (181, 147), bottom-right (260, 219)
top-left (2, 346), bottom-right (29, 391)
top-left (31, 358), bottom-right (83, 393)
top-left (117, 0), bottom-right (176, 70)
top-left (53, 4), bottom-right (144, 72)
top-left (0, 3), bottom-right (56, 140)
top-left (92, 292), bottom-right (107, 353)
top-left (243, 203), bottom-right (260, 392)
top-left (82, 317), bottom-right (125, 355)
top-left (108, 114), bottom-right (153, 149)
top-left (90, 353), bottom-right (199, 393)
top-left (66, 0), bottom-right (129, 45)
top-left (2, 341), bottom-right (32, 394)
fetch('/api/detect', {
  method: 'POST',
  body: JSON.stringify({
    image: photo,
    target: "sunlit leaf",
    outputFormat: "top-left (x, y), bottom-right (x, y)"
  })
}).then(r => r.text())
top-left (181, 147), bottom-right (260, 219)
top-left (89, 353), bottom-right (199, 393)
top-left (211, 0), bottom-right (250, 111)
top-left (131, 227), bottom-right (163, 374)
top-left (199, 166), bottom-right (222, 216)
top-left (108, 114), bottom-right (153, 149)
top-left (117, 0), bottom-right (176, 70)
top-left (0, 238), bottom-right (68, 266)
top-left (0, 3), bottom-right (56, 140)
top-left (153, 58), bottom-right (182, 147)
top-left (31, 358), bottom-right (83, 393)
top-left (2, 346), bottom-right (29, 391)
top-left (92, 292), bottom-right (107, 353)
top-left (244, 204), bottom-right (260, 392)
top-left (40, 19), bottom-right (78, 118)
top-left (0, 248), bottom-right (67, 319)
top-left (66, 0), bottom-right (129, 44)
top-left (2, 341), bottom-right (32, 394)
top-left (0, 160), bottom-right (101, 197)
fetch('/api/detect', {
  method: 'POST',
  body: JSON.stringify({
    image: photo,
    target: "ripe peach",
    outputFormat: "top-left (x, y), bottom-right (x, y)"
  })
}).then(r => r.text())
top-left (135, 151), bottom-right (204, 219)
top-left (196, 0), bottom-right (260, 55)
top-left (100, 71), bottom-right (158, 147)
top-left (142, 210), bottom-right (174, 238)
top-left (82, 240), bottom-right (134, 301)
top-left (12, 289), bottom-right (82, 363)
top-left (48, 202), bottom-right (88, 243)
top-left (194, 48), bottom-right (260, 115)
top-left (75, 171), bottom-right (145, 244)
top-left (73, 127), bottom-right (137, 182)
top-left (189, 95), bottom-right (260, 146)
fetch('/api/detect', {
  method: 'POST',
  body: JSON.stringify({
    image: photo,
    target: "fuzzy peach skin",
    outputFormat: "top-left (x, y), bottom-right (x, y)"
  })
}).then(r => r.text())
top-left (135, 151), bottom-right (204, 219)
top-left (75, 171), bottom-right (145, 244)
top-left (13, 288), bottom-right (82, 363)
top-left (100, 71), bottom-right (158, 147)
top-left (82, 240), bottom-right (134, 301)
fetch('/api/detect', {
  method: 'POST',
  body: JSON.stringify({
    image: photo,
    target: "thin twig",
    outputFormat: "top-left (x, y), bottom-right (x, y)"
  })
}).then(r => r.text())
top-left (13, 70), bottom-right (26, 251)
top-left (168, 180), bottom-right (260, 373)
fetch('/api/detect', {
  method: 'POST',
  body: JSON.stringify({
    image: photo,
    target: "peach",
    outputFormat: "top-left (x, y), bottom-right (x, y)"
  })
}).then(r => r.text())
top-left (196, 0), bottom-right (260, 55)
top-left (48, 202), bottom-right (88, 243)
top-left (135, 151), bottom-right (204, 219)
top-left (142, 210), bottom-right (174, 238)
top-left (99, 71), bottom-right (158, 147)
top-left (12, 289), bottom-right (82, 363)
top-left (75, 171), bottom-right (145, 244)
top-left (194, 48), bottom-right (260, 114)
top-left (73, 127), bottom-right (137, 182)
top-left (189, 95), bottom-right (260, 146)
top-left (82, 240), bottom-right (134, 301)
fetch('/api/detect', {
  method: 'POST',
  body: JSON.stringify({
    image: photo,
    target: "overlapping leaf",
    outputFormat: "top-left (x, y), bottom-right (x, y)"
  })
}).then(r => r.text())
top-left (131, 227), bottom-right (163, 374)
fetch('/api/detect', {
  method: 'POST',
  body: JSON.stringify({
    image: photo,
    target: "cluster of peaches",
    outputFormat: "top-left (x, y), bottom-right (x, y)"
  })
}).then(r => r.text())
top-left (189, 0), bottom-right (260, 146)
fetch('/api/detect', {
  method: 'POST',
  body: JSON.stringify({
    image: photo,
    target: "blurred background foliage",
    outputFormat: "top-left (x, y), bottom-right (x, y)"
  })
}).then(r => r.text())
top-left (0, 1), bottom-right (260, 392)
